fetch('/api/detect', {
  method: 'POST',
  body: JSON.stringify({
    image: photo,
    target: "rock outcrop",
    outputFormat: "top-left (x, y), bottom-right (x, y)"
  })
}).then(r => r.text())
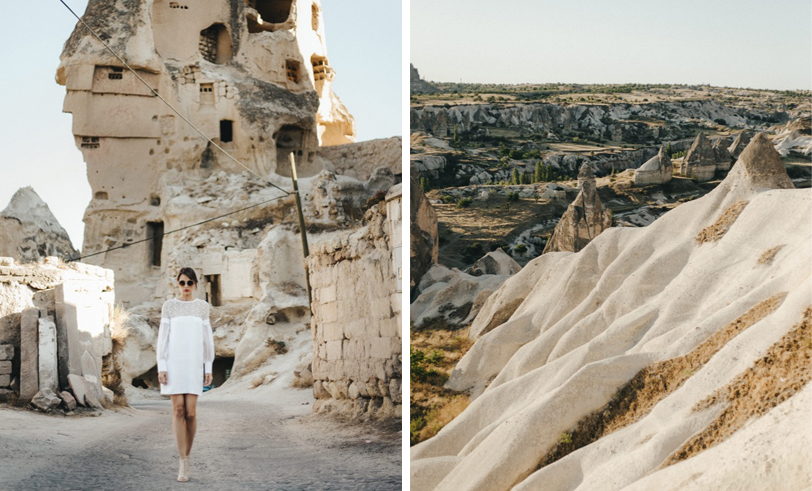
top-left (542, 164), bottom-right (612, 254)
top-left (410, 64), bottom-right (440, 94)
top-left (679, 132), bottom-right (718, 181)
top-left (0, 187), bottom-right (77, 263)
top-left (633, 146), bottom-right (673, 186)
top-left (410, 176), bottom-right (439, 295)
top-left (411, 134), bottom-right (808, 491)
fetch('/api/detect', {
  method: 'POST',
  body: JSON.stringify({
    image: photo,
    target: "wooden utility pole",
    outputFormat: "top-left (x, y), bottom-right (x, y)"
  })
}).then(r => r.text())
top-left (289, 152), bottom-right (312, 310)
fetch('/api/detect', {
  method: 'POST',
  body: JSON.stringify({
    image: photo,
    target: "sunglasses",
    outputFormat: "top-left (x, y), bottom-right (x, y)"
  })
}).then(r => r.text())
top-left (178, 280), bottom-right (195, 286)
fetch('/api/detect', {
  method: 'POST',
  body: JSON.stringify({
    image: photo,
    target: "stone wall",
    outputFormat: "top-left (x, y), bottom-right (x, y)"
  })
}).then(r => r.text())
top-left (307, 198), bottom-right (401, 419)
top-left (317, 137), bottom-right (402, 181)
top-left (0, 257), bottom-right (114, 410)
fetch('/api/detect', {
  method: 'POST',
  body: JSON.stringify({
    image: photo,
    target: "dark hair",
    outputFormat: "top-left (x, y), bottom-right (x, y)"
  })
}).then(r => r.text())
top-left (177, 267), bottom-right (198, 284)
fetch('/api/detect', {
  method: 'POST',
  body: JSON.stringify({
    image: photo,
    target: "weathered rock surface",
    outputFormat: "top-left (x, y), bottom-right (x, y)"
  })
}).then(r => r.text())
top-left (0, 187), bottom-right (77, 263)
top-left (728, 131), bottom-right (752, 160)
top-left (679, 132), bottom-right (718, 181)
top-left (411, 134), bottom-right (809, 491)
top-left (633, 146), bottom-right (673, 186)
top-left (410, 177), bottom-right (439, 295)
top-left (317, 137), bottom-right (402, 181)
top-left (467, 249), bottom-right (521, 277)
top-left (542, 164), bottom-right (612, 254)
top-left (411, 265), bottom-right (512, 329)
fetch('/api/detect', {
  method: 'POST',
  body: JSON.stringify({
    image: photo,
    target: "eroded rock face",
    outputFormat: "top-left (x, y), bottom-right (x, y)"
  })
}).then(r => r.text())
top-left (468, 248), bottom-right (521, 277)
top-left (413, 132), bottom-right (810, 491)
top-left (679, 132), bottom-right (717, 181)
top-left (0, 188), bottom-right (77, 263)
top-left (58, 0), bottom-right (355, 306)
top-left (410, 176), bottom-right (439, 295)
top-left (633, 146), bottom-right (673, 186)
top-left (542, 164), bottom-right (612, 254)
top-left (728, 131), bottom-right (752, 160)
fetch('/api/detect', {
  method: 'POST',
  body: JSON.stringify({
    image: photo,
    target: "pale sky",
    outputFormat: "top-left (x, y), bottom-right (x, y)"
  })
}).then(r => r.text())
top-left (0, 1), bottom-right (401, 250)
top-left (412, 0), bottom-right (812, 90)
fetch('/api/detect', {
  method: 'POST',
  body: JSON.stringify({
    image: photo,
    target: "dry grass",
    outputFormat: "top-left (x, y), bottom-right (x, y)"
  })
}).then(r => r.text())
top-left (411, 325), bottom-right (475, 445)
top-left (663, 306), bottom-right (811, 466)
top-left (536, 293), bottom-right (786, 470)
top-left (101, 303), bottom-right (130, 407)
top-left (695, 201), bottom-right (749, 244)
top-left (757, 245), bottom-right (785, 266)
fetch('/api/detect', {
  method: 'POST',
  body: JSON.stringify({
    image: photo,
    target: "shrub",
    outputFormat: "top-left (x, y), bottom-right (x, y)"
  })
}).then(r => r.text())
top-left (514, 243), bottom-right (528, 254)
top-left (456, 197), bottom-right (473, 208)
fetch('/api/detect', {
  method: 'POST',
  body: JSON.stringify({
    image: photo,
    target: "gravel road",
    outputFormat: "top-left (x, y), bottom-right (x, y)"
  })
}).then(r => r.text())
top-left (0, 392), bottom-right (402, 490)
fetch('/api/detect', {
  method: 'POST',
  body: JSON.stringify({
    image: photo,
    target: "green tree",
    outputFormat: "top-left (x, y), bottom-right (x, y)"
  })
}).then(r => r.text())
top-left (511, 168), bottom-right (520, 185)
top-left (664, 142), bottom-right (673, 158)
top-left (420, 177), bottom-right (430, 193)
top-left (535, 161), bottom-right (543, 183)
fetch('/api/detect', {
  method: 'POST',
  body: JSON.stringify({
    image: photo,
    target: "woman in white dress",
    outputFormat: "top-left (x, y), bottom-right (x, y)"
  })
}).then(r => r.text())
top-left (156, 267), bottom-right (215, 482)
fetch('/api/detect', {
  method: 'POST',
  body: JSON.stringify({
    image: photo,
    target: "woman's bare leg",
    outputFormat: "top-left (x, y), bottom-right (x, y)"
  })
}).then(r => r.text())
top-left (184, 394), bottom-right (199, 455)
top-left (170, 394), bottom-right (189, 458)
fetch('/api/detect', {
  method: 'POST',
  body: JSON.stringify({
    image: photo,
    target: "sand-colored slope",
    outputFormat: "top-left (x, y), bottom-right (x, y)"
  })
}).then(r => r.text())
top-left (410, 134), bottom-right (811, 491)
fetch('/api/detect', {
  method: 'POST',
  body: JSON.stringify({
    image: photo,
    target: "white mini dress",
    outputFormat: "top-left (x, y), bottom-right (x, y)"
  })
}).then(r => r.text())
top-left (156, 298), bottom-right (215, 396)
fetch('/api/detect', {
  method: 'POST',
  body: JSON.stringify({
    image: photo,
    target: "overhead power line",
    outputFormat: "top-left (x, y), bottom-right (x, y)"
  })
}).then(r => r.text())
top-left (65, 194), bottom-right (290, 263)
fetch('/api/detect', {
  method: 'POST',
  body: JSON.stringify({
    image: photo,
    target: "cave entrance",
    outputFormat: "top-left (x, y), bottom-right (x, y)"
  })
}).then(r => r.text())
top-left (132, 365), bottom-right (160, 389)
top-left (146, 221), bottom-right (164, 267)
top-left (204, 274), bottom-right (222, 307)
top-left (199, 24), bottom-right (232, 64)
top-left (211, 357), bottom-right (234, 388)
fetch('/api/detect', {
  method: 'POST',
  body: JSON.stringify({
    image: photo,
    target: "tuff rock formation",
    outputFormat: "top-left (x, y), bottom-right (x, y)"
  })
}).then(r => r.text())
top-left (410, 64), bottom-right (439, 94)
top-left (633, 146), bottom-right (673, 186)
top-left (410, 176), bottom-right (439, 295)
top-left (679, 132), bottom-right (718, 181)
top-left (0, 188), bottom-right (77, 263)
top-left (411, 134), bottom-right (808, 491)
top-left (542, 164), bottom-right (612, 254)
top-left (728, 131), bottom-right (752, 160)
top-left (467, 248), bottom-right (521, 277)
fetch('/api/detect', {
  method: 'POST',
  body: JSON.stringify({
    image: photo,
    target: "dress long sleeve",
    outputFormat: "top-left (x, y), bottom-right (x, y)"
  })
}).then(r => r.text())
top-left (203, 303), bottom-right (215, 374)
top-left (156, 303), bottom-right (171, 372)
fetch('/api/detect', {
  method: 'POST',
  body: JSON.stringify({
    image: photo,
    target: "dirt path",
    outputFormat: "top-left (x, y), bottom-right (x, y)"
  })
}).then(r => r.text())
top-left (0, 394), bottom-right (401, 490)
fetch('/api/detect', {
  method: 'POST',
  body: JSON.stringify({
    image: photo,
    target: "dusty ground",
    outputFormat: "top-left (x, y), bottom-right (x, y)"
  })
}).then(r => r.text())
top-left (0, 383), bottom-right (401, 490)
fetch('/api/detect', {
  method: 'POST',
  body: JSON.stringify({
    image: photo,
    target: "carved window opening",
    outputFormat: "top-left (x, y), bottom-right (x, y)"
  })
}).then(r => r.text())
top-left (199, 24), bottom-right (232, 64)
top-left (200, 83), bottom-right (215, 104)
top-left (220, 120), bottom-right (233, 143)
top-left (311, 4), bottom-right (319, 30)
top-left (94, 191), bottom-right (108, 200)
top-left (205, 274), bottom-right (222, 306)
top-left (286, 59), bottom-right (300, 84)
top-left (150, 195), bottom-right (161, 206)
top-left (81, 137), bottom-right (100, 149)
top-left (108, 67), bottom-right (124, 80)
top-left (146, 221), bottom-right (164, 267)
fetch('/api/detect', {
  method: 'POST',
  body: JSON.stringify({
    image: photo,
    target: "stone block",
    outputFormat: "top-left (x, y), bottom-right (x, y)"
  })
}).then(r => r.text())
top-left (326, 340), bottom-right (342, 361)
top-left (19, 308), bottom-right (39, 401)
top-left (0, 344), bottom-right (13, 360)
top-left (320, 284), bottom-right (336, 303)
top-left (0, 388), bottom-right (14, 402)
top-left (55, 281), bottom-right (112, 391)
top-left (38, 316), bottom-right (58, 393)
top-left (58, 390), bottom-right (77, 411)
top-left (0, 361), bottom-right (11, 375)
top-left (322, 320), bottom-right (343, 342)
top-left (370, 337), bottom-right (392, 359)
top-left (31, 388), bottom-right (61, 411)
top-left (68, 373), bottom-right (103, 409)
top-left (0, 374), bottom-right (9, 387)
top-left (321, 301), bottom-right (338, 323)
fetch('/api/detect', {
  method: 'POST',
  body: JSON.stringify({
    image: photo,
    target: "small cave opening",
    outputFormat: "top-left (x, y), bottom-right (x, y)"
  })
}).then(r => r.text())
top-left (95, 191), bottom-right (108, 200)
top-left (285, 59), bottom-right (300, 84)
top-left (199, 24), bottom-right (232, 64)
top-left (210, 357), bottom-right (234, 388)
top-left (132, 365), bottom-right (160, 389)
top-left (248, 0), bottom-right (292, 24)
top-left (275, 125), bottom-right (306, 169)
top-left (199, 83), bottom-right (214, 105)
